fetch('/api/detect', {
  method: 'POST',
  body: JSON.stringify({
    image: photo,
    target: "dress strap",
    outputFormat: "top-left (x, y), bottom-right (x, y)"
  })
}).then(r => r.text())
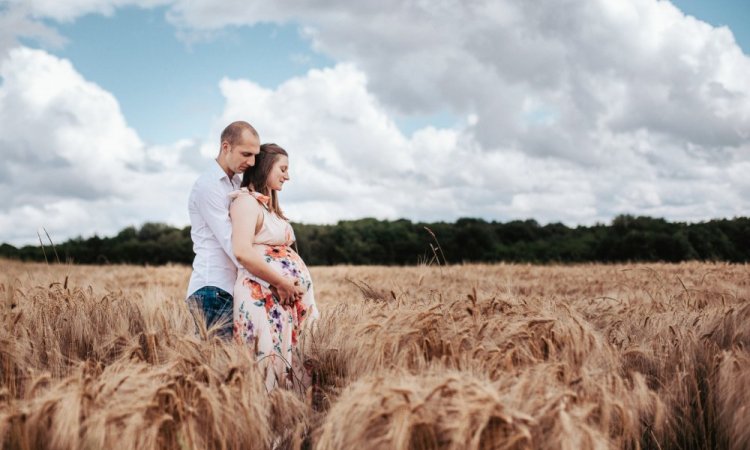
top-left (228, 187), bottom-right (271, 208)
top-left (248, 190), bottom-right (271, 207)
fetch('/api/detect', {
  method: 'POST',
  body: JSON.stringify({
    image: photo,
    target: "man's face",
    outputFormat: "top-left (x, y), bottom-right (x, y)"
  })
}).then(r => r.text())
top-left (224, 130), bottom-right (260, 174)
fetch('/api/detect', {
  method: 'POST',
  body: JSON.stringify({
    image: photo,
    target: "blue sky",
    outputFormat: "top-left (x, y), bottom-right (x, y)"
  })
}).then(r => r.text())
top-left (48, 8), bottom-right (334, 144)
top-left (38, 6), bottom-right (458, 145)
top-left (671, 0), bottom-right (749, 51)
top-left (1, 0), bottom-right (749, 245)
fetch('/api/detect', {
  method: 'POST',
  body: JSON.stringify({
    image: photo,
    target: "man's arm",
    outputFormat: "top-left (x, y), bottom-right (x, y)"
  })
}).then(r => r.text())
top-left (194, 180), bottom-right (240, 267)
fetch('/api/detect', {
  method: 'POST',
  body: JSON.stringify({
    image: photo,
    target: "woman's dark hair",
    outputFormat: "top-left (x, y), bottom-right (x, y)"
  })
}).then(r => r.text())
top-left (241, 143), bottom-right (289, 220)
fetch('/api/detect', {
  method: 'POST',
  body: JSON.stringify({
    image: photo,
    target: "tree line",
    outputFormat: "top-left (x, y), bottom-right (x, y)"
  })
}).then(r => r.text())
top-left (1, 215), bottom-right (747, 265)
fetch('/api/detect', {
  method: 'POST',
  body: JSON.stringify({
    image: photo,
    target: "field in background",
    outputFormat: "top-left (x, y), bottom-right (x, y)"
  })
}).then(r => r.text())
top-left (1, 260), bottom-right (748, 449)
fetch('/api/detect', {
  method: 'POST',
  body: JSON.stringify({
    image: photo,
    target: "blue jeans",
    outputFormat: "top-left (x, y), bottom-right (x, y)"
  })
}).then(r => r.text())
top-left (186, 286), bottom-right (233, 340)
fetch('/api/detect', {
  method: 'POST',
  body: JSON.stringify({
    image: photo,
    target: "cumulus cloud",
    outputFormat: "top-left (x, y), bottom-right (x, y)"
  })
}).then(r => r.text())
top-left (0, 3), bottom-right (66, 57)
top-left (0, 47), bottom-right (201, 245)
top-left (165, 1), bottom-right (750, 141)
top-left (210, 63), bottom-right (731, 227)
top-left (165, 0), bottom-right (750, 215)
top-left (208, 57), bottom-right (747, 228)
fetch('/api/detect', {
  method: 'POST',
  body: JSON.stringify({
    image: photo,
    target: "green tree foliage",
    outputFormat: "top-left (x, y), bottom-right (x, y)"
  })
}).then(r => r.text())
top-left (0, 216), bottom-right (747, 265)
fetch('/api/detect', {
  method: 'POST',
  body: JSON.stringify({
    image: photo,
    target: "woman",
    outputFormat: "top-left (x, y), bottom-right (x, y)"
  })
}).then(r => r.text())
top-left (229, 143), bottom-right (319, 391)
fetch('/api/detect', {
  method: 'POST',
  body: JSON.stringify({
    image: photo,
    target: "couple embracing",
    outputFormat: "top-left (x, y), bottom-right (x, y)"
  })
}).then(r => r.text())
top-left (185, 121), bottom-right (319, 391)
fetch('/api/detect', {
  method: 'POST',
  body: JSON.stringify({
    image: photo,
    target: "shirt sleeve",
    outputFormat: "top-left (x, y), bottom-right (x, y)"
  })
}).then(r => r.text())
top-left (195, 179), bottom-right (240, 268)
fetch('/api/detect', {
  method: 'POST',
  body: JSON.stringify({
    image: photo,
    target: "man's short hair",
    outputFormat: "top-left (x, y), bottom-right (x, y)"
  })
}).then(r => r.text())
top-left (220, 121), bottom-right (259, 146)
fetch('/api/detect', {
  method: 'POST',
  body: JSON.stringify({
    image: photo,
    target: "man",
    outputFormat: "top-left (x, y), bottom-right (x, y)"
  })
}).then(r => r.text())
top-left (186, 121), bottom-right (301, 339)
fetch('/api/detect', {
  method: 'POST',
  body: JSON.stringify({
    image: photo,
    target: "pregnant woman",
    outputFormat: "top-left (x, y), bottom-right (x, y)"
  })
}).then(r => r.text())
top-left (229, 143), bottom-right (319, 391)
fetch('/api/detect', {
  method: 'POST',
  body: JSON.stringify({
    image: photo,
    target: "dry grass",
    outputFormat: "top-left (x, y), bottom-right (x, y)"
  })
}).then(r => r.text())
top-left (0, 259), bottom-right (748, 449)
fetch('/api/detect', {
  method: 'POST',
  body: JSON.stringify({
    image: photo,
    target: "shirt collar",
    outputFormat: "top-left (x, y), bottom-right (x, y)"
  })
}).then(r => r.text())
top-left (212, 159), bottom-right (241, 186)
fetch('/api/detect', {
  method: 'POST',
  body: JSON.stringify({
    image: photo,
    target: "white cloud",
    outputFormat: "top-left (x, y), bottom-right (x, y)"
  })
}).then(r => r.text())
top-left (211, 62), bottom-right (747, 228)
top-left (0, 48), bottom-right (143, 196)
top-left (165, 0), bottom-right (750, 214)
top-left (0, 6), bottom-right (66, 58)
top-left (0, 47), bottom-right (200, 245)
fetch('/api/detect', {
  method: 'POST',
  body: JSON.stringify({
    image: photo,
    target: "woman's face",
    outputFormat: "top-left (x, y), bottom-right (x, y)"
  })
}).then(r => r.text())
top-left (266, 155), bottom-right (290, 191)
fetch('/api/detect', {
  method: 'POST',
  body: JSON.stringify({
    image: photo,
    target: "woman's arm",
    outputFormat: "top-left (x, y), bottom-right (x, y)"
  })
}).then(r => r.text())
top-left (230, 195), bottom-right (303, 304)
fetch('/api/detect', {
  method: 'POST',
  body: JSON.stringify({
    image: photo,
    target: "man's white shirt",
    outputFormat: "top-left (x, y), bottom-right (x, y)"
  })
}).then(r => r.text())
top-left (186, 161), bottom-right (241, 297)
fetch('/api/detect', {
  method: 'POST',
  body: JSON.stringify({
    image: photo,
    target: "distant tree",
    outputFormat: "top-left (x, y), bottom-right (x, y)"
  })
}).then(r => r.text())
top-left (1, 216), bottom-right (747, 266)
top-left (0, 243), bottom-right (18, 259)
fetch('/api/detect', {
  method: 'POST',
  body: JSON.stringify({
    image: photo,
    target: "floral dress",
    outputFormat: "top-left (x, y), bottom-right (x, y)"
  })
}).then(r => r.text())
top-left (230, 188), bottom-right (319, 391)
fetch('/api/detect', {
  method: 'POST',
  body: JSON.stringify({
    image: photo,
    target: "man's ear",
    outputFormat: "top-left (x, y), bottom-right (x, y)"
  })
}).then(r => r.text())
top-left (220, 141), bottom-right (230, 153)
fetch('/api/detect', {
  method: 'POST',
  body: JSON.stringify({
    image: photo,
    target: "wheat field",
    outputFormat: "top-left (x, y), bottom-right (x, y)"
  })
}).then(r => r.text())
top-left (0, 259), bottom-right (748, 449)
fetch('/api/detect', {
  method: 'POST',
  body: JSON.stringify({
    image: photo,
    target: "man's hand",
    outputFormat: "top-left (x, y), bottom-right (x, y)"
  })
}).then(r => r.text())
top-left (271, 278), bottom-right (304, 307)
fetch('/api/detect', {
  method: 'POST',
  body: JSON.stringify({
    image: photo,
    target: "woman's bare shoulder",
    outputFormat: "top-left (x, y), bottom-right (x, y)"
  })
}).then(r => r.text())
top-left (230, 189), bottom-right (263, 213)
